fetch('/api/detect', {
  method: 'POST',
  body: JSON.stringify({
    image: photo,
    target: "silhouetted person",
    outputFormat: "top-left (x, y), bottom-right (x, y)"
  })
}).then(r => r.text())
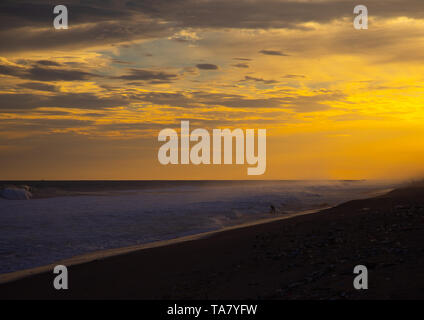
top-left (270, 205), bottom-right (276, 214)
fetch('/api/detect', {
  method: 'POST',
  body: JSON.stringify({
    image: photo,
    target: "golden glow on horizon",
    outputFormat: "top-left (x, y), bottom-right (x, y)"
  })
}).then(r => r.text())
top-left (1, 13), bottom-right (424, 180)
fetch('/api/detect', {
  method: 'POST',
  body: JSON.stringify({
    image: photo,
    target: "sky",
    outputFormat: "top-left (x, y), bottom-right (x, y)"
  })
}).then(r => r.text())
top-left (1, 0), bottom-right (424, 180)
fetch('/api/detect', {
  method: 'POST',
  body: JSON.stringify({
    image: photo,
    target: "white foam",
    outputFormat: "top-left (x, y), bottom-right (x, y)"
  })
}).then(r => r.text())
top-left (0, 187), bottom-right (32, 200)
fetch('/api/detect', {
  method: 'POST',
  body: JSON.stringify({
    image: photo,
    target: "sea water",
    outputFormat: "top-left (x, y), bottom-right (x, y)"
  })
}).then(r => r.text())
top-left (0, 180), bottom-right (392, 274)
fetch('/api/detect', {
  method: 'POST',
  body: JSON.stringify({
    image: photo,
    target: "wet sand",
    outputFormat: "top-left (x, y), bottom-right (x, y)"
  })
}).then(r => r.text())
top-left (0, 184), bottom-right (423, 299)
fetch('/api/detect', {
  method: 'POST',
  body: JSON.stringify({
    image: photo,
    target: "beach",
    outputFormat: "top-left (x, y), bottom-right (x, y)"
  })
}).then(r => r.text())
top-left (0, 180), bottom-right (386, 275)
top-left (0, 182), bottom-right (423, 299)
top-left (1, 0), bottom-right (424, 305)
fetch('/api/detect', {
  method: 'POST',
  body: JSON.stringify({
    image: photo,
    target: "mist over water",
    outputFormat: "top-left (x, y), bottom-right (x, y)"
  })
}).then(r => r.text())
top-left (0, 180), bottom-right (393, 274)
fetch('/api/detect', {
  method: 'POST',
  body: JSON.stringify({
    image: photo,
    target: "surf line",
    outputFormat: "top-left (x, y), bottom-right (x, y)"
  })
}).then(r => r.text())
top-left (158, 120), bottom-right (266, 175)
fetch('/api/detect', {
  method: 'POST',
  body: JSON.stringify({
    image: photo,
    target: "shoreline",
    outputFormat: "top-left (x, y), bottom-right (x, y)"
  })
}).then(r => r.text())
top-left (0, 187), bottom-right (393, 286)
top-left (2, 185), bottom-right (422, 299)
top-left (0, 207), bottom-right (325, 285)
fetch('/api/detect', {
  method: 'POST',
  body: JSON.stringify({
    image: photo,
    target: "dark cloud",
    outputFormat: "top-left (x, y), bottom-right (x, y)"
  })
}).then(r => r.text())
top-left (259, 50), bottom-right (289, 56)
top-left (0, 11), bottom-right (171, 54)
top-left (134, 91), bottom-right (281, 109)
top-left (17, 82), bottom-right (57, 92)
top-left (132, 90), bottom-right (345, 112)
top-left (134, 92), bottom-right (196, 107)
top-left (0, 0), bottom-right (421, 63)
top-left (111, 59), bottom-right (132, 65)
top-left (0, 93), bottom-right (130, 111)
top-left (127, 0), bottom-right (424, 29)
top-left (0, 118), bottom-right (94, 131)
top-left (1, 0), bottom-right (424, 54)
top-left (96, 122), bottom-right (166, 132)
top-left (0, 63), bottom-right (96, 81)
top-left (115, 69), bottom-right (178, 82)
top-left (241, 76), bottom-right (278, 85)
top-left (196, 64), bottom-right (219, 70)
top-left (174, 117), bottom-right (287, 128)
top-left (82, 112), bottom-right (105, 117)
top-left (0, 1), bottom-right (131, 30)
top-left (27, 66), bottom-right (95, 81)
top-left (283, 74), bottom-right (305, 79)
top-left (232, 63), bottom-right (249, 68)
top-left (36, 60), bottom-right (62, 67)
top-left (42, 118), bottom-right (94, 128)
top-left (33, 110), bottom-right (72, 116)
top-left (4, 0), bottom-right (424, 33)
top-left (0, 93), bottom-right (43, 110)
top-left (0, 64), bottom-right (22, 77)
top-left (46, 93), bottom-right (129, 109)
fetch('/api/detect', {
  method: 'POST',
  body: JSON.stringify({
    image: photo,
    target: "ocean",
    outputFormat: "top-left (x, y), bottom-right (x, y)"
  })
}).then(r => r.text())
top-left (0, 180), bottom-right (392, 274)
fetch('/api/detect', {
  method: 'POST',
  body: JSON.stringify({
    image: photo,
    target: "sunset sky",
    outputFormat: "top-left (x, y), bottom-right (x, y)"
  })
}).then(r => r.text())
top-left (1, 0), bottom-right (424, 180)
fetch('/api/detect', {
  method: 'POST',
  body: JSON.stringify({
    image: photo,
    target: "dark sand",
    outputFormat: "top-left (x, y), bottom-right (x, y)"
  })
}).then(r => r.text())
top-left (0, 184), bottom-right (423, 299)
